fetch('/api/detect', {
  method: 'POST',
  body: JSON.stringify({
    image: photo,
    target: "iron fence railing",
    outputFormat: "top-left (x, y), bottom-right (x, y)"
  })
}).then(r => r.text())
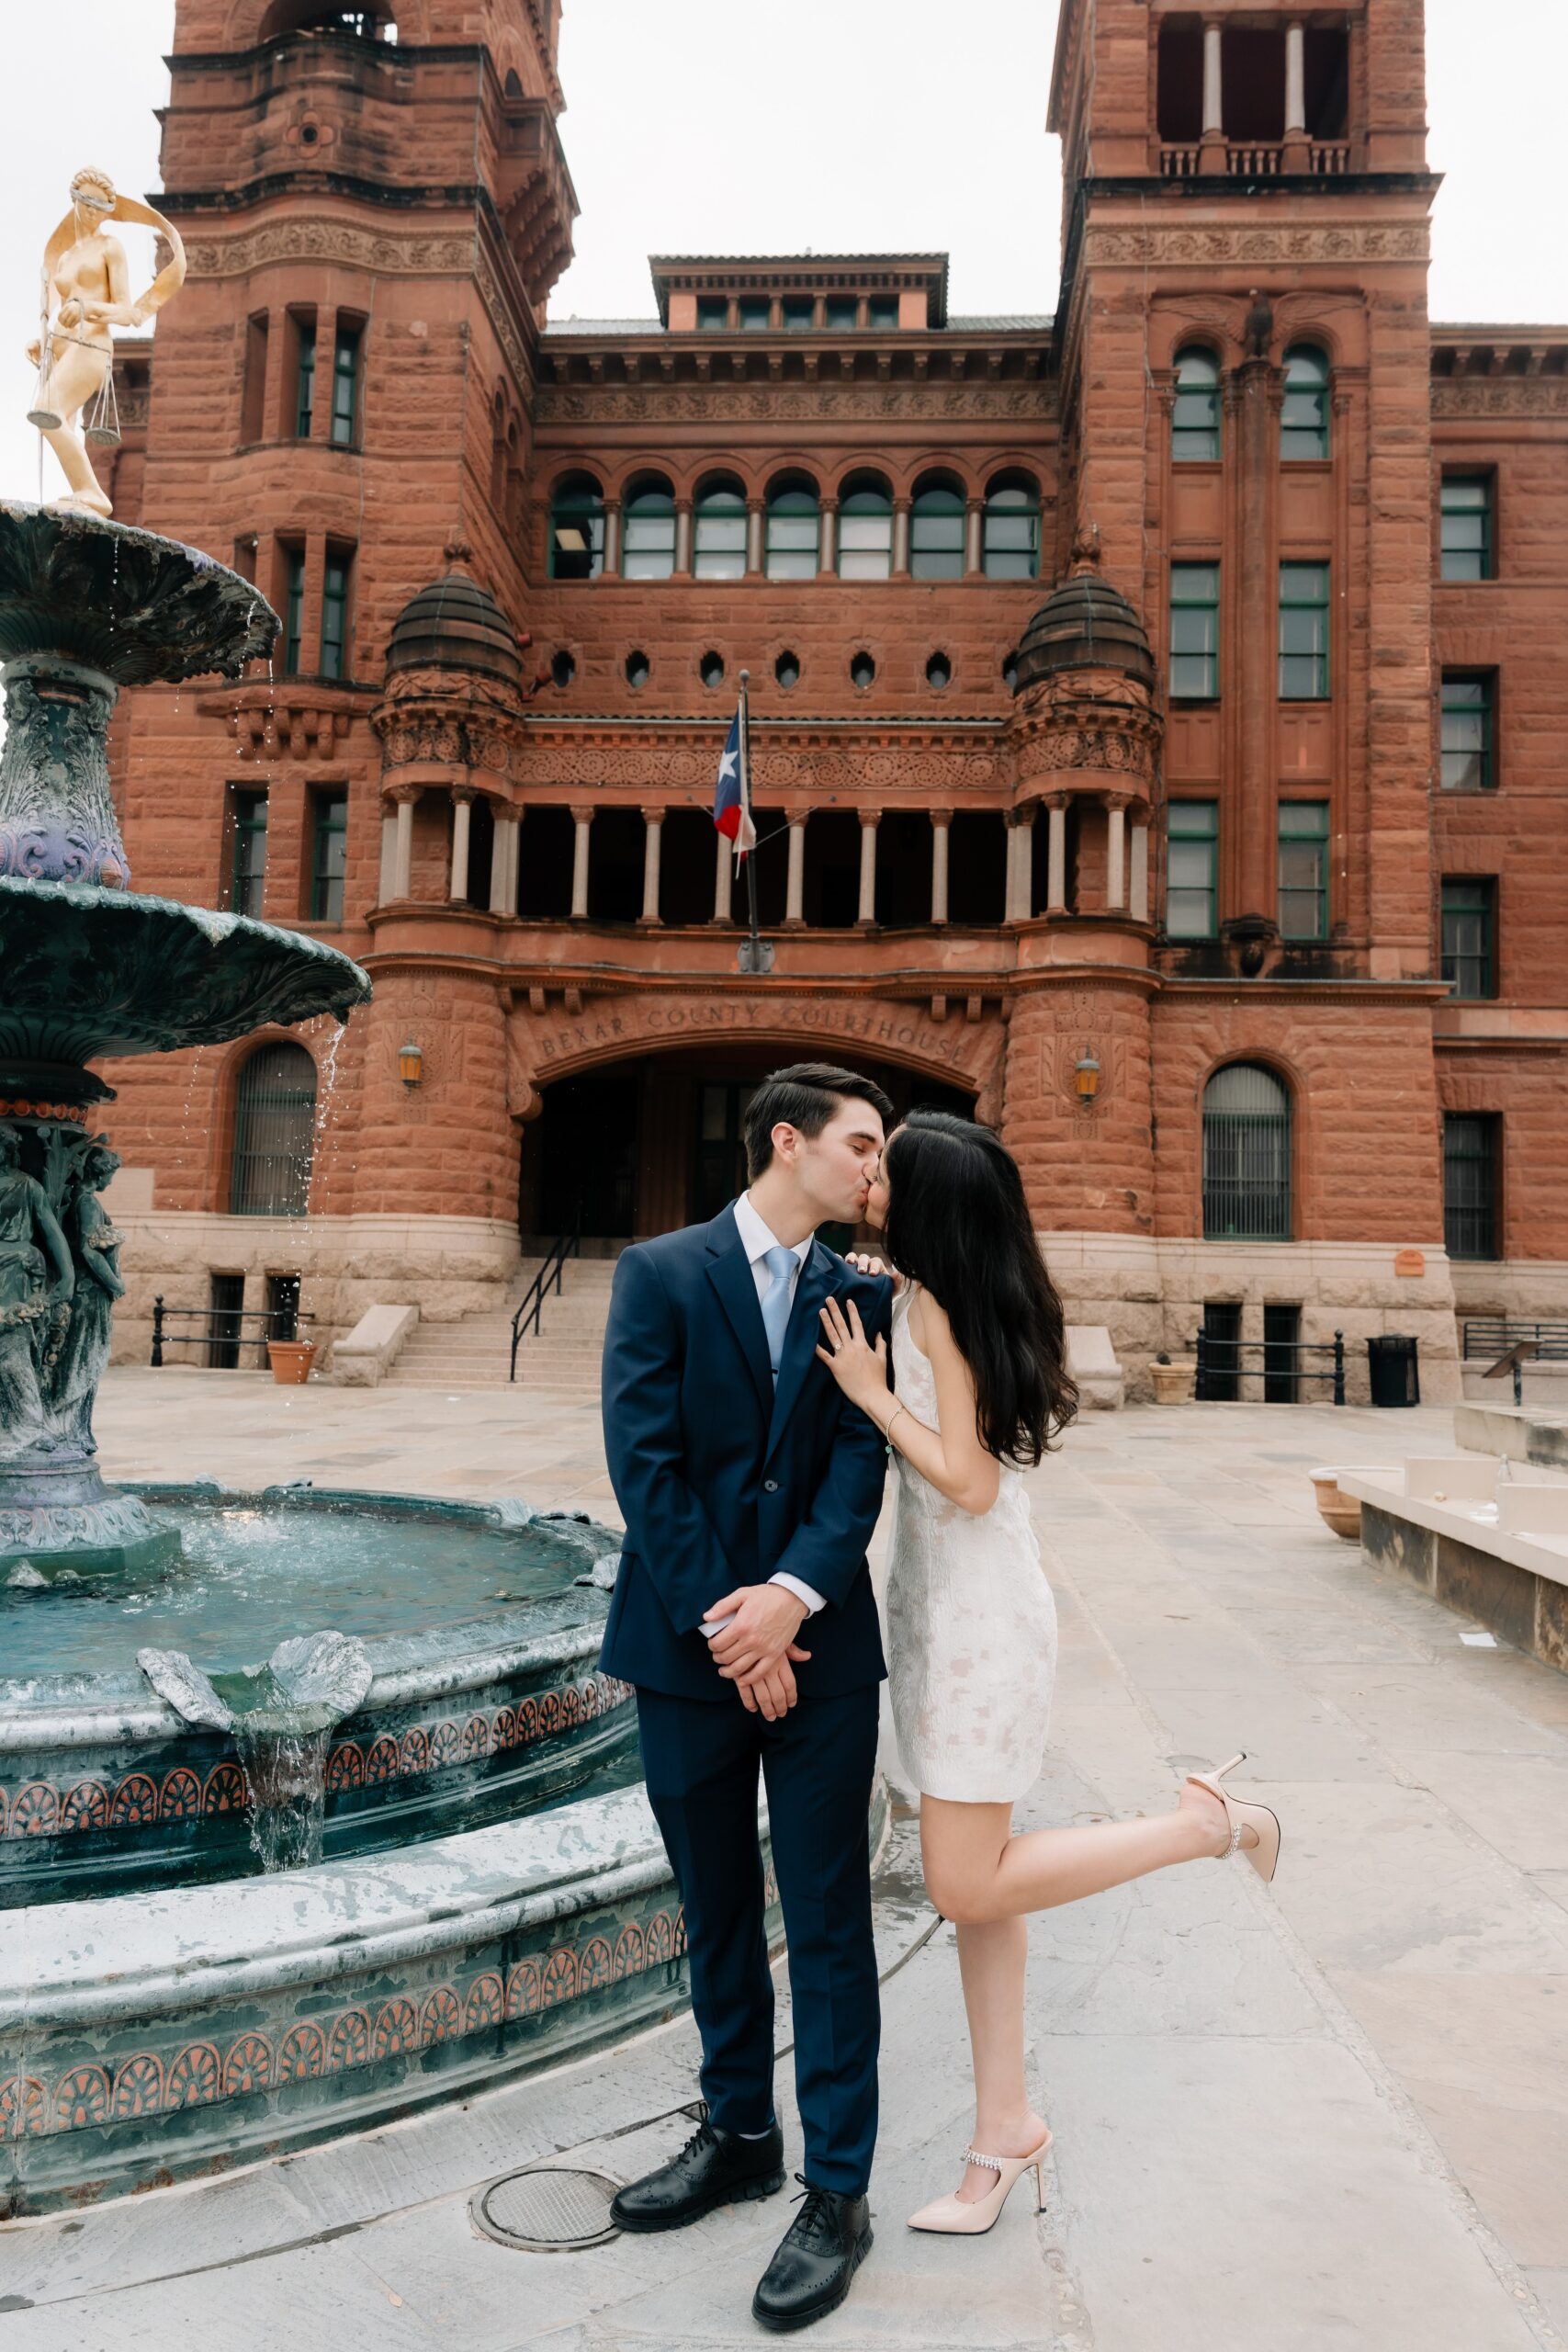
top-left (1194, 1326), bottom-right (1346, 1406)
top-left (509, 1216), bottom-right (582, 1382)
top-left (150, 1297), bottom-right (316, 1369)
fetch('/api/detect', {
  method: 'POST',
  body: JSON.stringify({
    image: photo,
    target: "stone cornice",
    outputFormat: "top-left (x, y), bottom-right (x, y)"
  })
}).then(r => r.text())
top-left (181, 209), bottom-right (478, 280)
top-left (535, 375), bottom-right (1055, 424)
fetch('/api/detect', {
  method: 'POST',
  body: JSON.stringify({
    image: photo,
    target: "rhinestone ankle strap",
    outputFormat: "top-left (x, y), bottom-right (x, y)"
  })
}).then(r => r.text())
top-left (963, 2148), bottom-right (1006, 2173)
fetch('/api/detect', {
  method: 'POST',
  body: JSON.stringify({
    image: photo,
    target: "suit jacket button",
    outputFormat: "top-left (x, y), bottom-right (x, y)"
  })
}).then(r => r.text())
top-left (762, 1478), bottom-right (779, 1493)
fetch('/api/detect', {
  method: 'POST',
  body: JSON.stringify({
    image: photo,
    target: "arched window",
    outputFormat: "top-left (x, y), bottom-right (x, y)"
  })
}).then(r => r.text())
top-left (260, 3), bottom-right (398, 37)
top-left (1201, 1063), bottom-right (1291, 1240)
top-left (1280, 345), bottom-right (1330, 460)
top-left (982, 472), bottom-right (1041, 579)
top-left (694, 476), bottom-right (747, 580)
top-left (548, 472), bottom-right (604, 581)
top-left (231, 1043), bottom-right (316, 1216)
top-left (1171, 347), bottom-right (1221, 462)
top-left (910, 475), bottom-right (965, 580)
top-left (837, 473), bottom-right (892, 580)
top-left (622, 475), bottom-right (676, 579)
top-left (765, 475), bottom-right (819, 579)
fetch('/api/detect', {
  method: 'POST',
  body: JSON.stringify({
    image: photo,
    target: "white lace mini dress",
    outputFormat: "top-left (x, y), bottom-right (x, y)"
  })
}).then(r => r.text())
top-left (885, 1287), bottom-right (1057, 1804)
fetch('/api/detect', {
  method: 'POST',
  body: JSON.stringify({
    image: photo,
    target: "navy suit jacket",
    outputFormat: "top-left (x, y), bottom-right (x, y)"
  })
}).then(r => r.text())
top-left (599, 1204), bottom-right (893, 1702)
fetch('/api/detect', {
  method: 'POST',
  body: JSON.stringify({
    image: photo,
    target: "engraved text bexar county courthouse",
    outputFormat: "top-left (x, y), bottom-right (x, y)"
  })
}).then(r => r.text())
top-left (92, 0), bottom-right (1568, 1402)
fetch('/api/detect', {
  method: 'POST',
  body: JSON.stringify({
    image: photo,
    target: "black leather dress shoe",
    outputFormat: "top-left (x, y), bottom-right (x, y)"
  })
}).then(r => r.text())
top-left (609, 2106), bottom-right (784, 2233)
top-left (752, 2177), bottom-right (874, 2333)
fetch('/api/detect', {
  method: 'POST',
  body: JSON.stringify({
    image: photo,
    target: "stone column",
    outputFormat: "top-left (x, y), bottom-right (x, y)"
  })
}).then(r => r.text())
top-left (1282, 20), bottom-right (1309, 168)
top-left (1105, 795), bottom-right (1129, 912)
top-left (391, 783), bottom-right (417, 900)
top-left (931, 809), bottom-right (951, 924)
top-left (1200, 17), bottom-right (1226, 171)
top-left (712, 830), bottom-right (733, 922)
top-left (673, 501), bottom-right (694, 577)
top-left (1045, 795), bottom-right (1068, 916)
top-left (785, 817), bottom-right (807, 926)
top-left (1006, 809), bottom-right (1033, 922)
top-left (602, 498), bottom-right (621, 578)
top-left (489, 808), bottom-right (518, 916)
top-left (639, 806), bottom-right (664, 925)
top-left (570, 805), bottom-right (592, 920)
top-left (818, 498), bottom-right (838, 576)
top-left (1130, 813), bottom-right (1151, 923)
top-left (857, 811), bottom-right (879, 925)
top-left (746, 500), bottom-right (764, 578)
top-left (1235, 358), bottom-right (1280, 922)
top-left (891, 499), bottom-right (912, 578)
top-left (378, 800), bottom-right (398, 905)
top-left (964, 499), bottom-right (984, 577)
top-left (449, 785), bottom-right (475, 902)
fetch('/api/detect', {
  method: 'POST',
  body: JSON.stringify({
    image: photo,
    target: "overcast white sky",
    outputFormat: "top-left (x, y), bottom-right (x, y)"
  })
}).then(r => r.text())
top-left (1, 0), bottom-right (1561, 503)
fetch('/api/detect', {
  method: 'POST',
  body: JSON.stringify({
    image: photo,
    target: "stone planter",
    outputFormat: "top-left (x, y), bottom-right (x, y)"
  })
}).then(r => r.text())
top-left (1150, 1359), bottom-right (1196, 1406)
top-left (1309, 1469), bottom-right (1362, 1542)
top-left (267, 1340), bottom-right (318, 1385)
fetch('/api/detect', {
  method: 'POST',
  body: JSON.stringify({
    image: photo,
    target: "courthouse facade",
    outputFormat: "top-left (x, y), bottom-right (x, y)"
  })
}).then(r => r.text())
top-left (95, 0), bottom-right (1568, 1397)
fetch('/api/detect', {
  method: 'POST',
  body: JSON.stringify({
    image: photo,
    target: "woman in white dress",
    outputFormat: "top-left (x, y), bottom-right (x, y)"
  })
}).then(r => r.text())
top-left (815, 1111), bottom-right (1281, 2236)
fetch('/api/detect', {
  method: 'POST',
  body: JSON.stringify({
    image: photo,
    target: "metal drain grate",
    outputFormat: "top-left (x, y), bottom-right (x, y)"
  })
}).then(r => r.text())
top-left (472, 2165), bottom-right (622, 2253)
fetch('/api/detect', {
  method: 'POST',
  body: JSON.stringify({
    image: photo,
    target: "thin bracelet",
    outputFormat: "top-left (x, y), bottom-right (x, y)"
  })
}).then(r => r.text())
top-left (882, 1401), bottom-right (908, 1453)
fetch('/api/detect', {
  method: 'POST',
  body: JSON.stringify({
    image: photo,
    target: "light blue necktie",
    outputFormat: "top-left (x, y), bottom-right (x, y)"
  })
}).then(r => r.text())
top-left (760, 1245), bottom-right (798, 1386)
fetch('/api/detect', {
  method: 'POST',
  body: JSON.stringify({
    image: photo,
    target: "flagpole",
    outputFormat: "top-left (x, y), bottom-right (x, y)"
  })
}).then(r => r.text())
top-left (736, 668), bottom-right (773, 974)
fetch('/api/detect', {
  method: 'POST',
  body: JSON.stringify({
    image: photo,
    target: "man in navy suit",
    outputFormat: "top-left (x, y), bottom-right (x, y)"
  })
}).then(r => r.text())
top-left (600, 1062), bottom-right (896, 2334)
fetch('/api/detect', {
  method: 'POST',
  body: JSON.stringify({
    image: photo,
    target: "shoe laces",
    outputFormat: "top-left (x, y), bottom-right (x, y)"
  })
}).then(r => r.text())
top-left (788, 2174), bottom-right (840, 2245)
top-left (676, 2104), bottom-right (718, 2165)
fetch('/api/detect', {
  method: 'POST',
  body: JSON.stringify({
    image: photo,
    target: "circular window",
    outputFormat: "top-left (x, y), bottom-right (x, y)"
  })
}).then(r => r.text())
top-left (926, 650), bottom-right (952, 691)
top-left (1001, 650), bottom-right (1020, 694)
top-left (775, 650), bottom-right (800, 690)
top-left (550, 650), bottom-right (575, 689)
top-left (700, 650), bottom-right (725, 689)
top-left (850, 650), bottom-right (875, 691)
top-left (625, 650), bottom-right (649, 688)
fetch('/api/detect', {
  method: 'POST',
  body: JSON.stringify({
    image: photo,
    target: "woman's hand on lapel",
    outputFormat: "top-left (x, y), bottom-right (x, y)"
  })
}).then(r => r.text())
top-left (815, 1294), bottom-right (892, 1418)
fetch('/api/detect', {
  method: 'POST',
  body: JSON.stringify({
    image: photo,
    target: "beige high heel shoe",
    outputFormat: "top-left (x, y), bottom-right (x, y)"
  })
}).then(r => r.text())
top-left (906, 2131), bottom-right (1052, 2235)
top-left (1187, 1752), bottom-right (1281, 1883)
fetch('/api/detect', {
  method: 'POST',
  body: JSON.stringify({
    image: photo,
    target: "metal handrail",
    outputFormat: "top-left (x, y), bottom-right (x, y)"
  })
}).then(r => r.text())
top-left (1193, 1327), bottom-right (1346, 1407)
top-left (150, 1297), bottom-right (315, 1366)
top-left (1462, 1317), bottom-right (1568, 1360)
top-left (509, 1216), bottom-right (582, 1382)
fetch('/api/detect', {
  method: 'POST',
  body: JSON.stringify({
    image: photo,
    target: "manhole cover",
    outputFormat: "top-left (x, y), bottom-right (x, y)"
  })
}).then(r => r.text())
top-left (472, 2165), bottom-right (621, 2253)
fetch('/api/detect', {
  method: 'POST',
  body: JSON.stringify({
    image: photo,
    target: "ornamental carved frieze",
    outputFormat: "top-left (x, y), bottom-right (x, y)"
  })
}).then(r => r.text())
top-left (1010, 674), bottom-right (1161, 797)
top-left (1430, 378), bottom-right (1568, 417)
top-left (535, 379), bottom-right (1056, 425)
top-left (508, 739), bottom-right (1009, 797)
top-left (1084, 222), bottom-right (1428, 268)
top-left (372, 662), bottom-right (533, 776)
top-left (182, 220), bottom-right (479, 279)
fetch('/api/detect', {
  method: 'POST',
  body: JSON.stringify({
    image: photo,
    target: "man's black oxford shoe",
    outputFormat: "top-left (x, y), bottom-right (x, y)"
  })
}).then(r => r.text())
top-left (752, 2177), bottom-right (874, 2333)
top-left (609, 2107), bottom-right (784, 2233)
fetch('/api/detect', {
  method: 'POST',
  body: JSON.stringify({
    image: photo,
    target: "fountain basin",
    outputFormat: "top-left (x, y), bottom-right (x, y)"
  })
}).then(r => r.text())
top-left (0, 1485), bottom-right (637, 1906)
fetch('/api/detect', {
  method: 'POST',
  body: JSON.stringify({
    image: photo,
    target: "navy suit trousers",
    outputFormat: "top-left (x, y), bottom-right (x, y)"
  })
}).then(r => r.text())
top-left (636, 1685), bottom-right (881, 2199)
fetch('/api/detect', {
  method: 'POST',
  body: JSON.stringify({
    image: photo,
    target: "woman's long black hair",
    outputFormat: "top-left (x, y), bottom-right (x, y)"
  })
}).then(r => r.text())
top-left (882, 1110), bottom-right (1077, 1463)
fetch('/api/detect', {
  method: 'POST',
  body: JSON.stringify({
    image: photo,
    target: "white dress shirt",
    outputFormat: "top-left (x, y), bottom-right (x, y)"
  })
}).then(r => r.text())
top-left (702, 1192), bottom-right (826, 1635)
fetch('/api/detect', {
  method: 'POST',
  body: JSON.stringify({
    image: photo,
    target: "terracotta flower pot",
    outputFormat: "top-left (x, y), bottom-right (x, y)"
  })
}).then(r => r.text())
top-left (1309, 1469), bottom-right (1361, 1542)
top-left (1150, 1359), bottom-right (1196, 1406)
top-left (267, 1340), bottom-right (318, 1386)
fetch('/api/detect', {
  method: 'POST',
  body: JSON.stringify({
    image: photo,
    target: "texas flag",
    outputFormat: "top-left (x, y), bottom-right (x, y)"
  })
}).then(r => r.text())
top-left (712, 710), bottom-right (756, 862)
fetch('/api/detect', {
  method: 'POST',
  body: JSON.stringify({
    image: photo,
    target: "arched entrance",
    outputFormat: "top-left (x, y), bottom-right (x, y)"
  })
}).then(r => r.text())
top-left (521, 1045), bottom-right (975, 1247)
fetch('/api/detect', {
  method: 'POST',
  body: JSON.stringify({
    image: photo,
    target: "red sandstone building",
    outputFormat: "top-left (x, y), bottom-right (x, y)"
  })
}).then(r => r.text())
top-left (91, 0), bottom-right (1568, 1401)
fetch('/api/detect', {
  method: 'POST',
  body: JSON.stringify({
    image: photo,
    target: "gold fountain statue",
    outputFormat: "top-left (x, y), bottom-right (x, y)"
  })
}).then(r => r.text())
top-left (27, 167), bottom-right (186, 519)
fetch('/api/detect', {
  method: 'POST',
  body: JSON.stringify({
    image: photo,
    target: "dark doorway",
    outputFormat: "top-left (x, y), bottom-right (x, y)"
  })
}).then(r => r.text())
top-left (208, 1272), bottom-right (245, 1370)
top-left (694, 1079), bottom-right (758, 1223)
top-left (537, 1071), bottom-right (639, 1237)
top-left (1197, 1300), bottom-right (1242, 1401)
top-left (517, 805), bottom-right (573, 919)
top-left (587, 808), bottom-right (644, 924)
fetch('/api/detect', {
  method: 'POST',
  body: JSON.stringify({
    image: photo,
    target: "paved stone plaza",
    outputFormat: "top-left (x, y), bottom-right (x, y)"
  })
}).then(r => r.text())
top-left (5, 1372), bottom-right (1567, 2352)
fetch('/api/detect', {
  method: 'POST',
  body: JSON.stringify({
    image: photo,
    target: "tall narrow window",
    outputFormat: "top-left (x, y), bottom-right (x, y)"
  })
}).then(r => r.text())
top-left (320, 548), bottom-right (353, 680)
top-left (909, 478), bottom-right (965, 580)
top-left (622, 479), bottom-right (676, 579)
top-left (548, 473), bottom-right (605, 580)
top-left (1278, 801), bottom-right (1329, 939)
top-left (1171, 347), bottom-right (1220, 461)
top-left (1441, 877), bottom-right (1496, 999)
top-left (837, 477), bottom-right (893, 579)
top-left (310, 789), bottom-right (347, 922)
top-left (1279, 563), bottom-right (1329, 699)
top-left (282, 545), bottom-right (305, 675)
top-left (293, 317), bottom-right (317, 438)
top-left (1202, 1063), bottom-right (1292, 1241)
top-left (1440, 673), bottom-right (1495, 791)
top-left (764, 477), bottom-right (820, 579)
top-left (694, 480), bottom-right (747, 579)
top-left (1280, 345), bottom-right (1330, 459)
top-left (1440, 475), bottom-right (1494, 581)
top-left (1170, 563), bottom-right (1219, 699)
top-left (231, 1042), bottom-right (316, 1217)
top-left (229, 787), bottom-right (268, 918)
top-left (1167, 800), bottom-right (1218, 937)
top-left (982, 475), bottom-right (1040, 579)
top-left (241, 311), bottom-right (269, 444)
top-left (330, 322), bottom-right (362, 446)
top-left (1444, 1113), bottom-right (1499, 1260)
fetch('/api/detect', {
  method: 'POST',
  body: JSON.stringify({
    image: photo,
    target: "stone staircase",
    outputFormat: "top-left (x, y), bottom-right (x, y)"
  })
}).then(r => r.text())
top-left (384, 1254), bottom-right (621, 1396)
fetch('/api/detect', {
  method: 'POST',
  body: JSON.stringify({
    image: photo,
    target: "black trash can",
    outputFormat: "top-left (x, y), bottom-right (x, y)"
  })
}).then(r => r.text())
top-left (1366, 1333), bottom-right (1420, 1407)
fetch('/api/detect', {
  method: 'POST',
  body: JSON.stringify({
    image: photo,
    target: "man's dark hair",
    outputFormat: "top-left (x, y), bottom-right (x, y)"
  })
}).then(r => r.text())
top-left (743, 1063), bottom-right (894, 1181)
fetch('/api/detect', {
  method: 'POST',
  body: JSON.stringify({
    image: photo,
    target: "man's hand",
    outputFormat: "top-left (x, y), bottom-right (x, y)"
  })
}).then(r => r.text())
top-left (735, 1653), bottom-right (807, 1721)
top-left (704, 1583), bottom-right (810, 1681)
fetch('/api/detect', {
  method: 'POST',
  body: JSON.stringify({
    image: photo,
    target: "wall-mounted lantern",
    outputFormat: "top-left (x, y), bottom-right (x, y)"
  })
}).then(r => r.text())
top-left (1075, 1050), bottom-right (1101, 1101)
top-left (398, 1037), bottom-right (423, 1091)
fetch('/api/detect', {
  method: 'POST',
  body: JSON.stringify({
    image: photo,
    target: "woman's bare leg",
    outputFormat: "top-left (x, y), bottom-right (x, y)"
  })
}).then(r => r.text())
top-left (922, 1782), bottom-right (1239, 1930)
top-left (953, 1909), bottom-right (1049, 2202)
